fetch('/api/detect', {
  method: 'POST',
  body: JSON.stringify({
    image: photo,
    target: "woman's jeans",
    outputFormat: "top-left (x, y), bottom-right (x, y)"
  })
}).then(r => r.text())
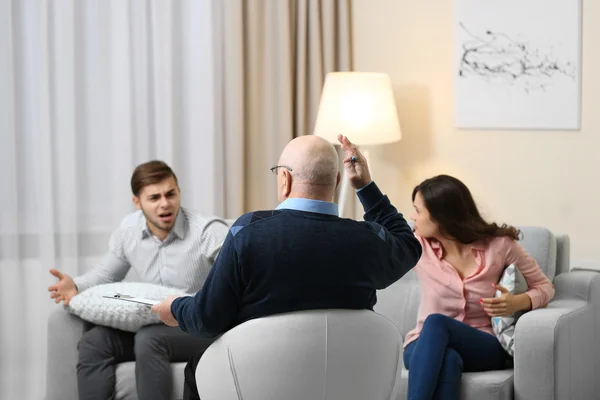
top-left (403, 313), bottom-right (511, 400)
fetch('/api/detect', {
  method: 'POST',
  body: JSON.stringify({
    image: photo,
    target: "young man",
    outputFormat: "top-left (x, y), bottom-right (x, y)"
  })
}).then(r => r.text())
top-left (152, 135), bottom-right (423, 399)
top-left (48, 160), bottom-right (229, 400)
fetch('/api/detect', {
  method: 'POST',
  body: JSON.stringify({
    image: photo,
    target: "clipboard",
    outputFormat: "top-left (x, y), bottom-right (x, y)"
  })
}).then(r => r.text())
top-left (102, 293), bottom-right (160, 307)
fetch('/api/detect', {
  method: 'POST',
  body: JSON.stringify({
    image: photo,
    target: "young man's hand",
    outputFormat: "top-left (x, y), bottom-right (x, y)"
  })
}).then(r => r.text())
top-left (48, 268), bottom-right (78, 306)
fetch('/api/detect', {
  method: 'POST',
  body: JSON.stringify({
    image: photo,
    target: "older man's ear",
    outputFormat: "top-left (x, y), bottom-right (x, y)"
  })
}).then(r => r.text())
top-left (279, 169), bottom-right (292, 200)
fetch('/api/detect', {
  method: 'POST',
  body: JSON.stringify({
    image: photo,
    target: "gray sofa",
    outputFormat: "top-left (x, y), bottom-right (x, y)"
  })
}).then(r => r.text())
top-left (45, 226), bottom-right (600, 400)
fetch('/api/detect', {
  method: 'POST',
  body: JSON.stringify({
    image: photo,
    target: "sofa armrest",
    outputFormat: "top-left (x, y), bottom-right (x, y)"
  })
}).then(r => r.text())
top-left (45, 306), bottom-right (88, 400)
top-left (513, 270), bottom-right (600, 400)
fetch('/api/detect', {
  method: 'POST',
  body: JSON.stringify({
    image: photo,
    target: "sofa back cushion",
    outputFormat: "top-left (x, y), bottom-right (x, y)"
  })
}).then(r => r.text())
top-left (517, 226), bottom-right (557, 280)
top-left (374, 270), bottom-right (421, 340)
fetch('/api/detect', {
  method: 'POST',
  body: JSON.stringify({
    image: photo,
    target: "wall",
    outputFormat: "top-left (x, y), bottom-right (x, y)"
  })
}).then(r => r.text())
top-left (352, 0), bottom-right (600, 268)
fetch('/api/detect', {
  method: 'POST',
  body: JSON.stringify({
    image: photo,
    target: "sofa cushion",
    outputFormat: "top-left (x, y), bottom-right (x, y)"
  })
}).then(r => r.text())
top-left (398, 369), bottom-right (514, 400)
top-left (374, 269), bottom-right (421, 339)
top-left (67, 282), bottom-right (188, 332)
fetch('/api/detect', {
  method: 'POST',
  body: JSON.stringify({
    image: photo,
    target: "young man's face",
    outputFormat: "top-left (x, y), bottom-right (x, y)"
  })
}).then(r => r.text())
top-left (133, 176), bottom-right (181, 238)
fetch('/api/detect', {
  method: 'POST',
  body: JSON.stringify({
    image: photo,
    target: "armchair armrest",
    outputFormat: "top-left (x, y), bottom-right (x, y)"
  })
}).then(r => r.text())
top-left (513, 270), bottom-right (600, 400)
top-left (45, 306), bottom-right (88, 400)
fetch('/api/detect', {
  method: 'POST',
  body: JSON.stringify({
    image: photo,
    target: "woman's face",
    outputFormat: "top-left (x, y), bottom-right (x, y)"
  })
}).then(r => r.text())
top-left (410, 191), bottom-right (440, 238)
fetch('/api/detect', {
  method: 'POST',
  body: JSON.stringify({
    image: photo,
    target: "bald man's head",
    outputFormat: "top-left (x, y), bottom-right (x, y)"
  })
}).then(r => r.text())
top-left (277, 135), bottom-right (340, 201)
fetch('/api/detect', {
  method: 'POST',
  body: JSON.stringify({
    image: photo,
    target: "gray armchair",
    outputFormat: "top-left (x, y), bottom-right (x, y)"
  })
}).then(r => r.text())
top-left (374, 226), bottom-right (600, 400)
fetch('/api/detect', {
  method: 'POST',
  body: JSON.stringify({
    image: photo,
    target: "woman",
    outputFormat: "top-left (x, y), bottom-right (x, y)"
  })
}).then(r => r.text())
top-left (404, 175), bottom-right (555, 400)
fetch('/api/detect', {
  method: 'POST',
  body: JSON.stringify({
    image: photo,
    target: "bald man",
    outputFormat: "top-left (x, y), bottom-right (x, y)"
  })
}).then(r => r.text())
top-left (152, 134), bottom-right (422, 400)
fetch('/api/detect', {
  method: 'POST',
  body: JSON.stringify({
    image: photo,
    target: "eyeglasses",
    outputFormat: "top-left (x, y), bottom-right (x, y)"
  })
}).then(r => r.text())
top-left (270, 165), bottom-right (293, 175)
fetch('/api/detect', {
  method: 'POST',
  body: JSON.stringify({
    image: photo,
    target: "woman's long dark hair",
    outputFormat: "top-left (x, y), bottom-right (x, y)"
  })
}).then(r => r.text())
top-left (412, 175), bottom-right (520, 243)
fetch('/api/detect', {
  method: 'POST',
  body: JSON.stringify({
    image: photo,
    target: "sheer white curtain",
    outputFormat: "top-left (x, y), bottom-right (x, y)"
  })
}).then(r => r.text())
top-left (0, 1), bottom-right (222, 398)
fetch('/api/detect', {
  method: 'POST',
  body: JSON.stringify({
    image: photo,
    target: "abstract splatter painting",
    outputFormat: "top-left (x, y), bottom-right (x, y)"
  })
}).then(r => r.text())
top-left (454, 0), bottom-right (581, 129)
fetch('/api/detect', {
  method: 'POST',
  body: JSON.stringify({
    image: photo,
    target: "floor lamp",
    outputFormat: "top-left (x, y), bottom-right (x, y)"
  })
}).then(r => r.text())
top-left (313, 72), bottom-right (402, 218)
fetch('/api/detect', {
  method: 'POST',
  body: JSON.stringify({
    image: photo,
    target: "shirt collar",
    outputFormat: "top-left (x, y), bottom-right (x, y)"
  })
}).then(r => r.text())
top-left (429, 238), bottom-right (485, 259)
top-left (140, 209), bottom-right (186, 240)
top-left (276, 197), bottom-right (338, 216)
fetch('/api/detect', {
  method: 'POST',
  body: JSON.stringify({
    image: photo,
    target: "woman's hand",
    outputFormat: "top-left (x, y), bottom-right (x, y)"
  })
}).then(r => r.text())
top-left (480, 284), bottom-right (532, 317)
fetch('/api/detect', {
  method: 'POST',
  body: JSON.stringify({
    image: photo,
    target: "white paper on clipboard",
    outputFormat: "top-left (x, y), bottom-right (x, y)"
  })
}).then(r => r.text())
top-left (102, 294), bottom-right (160, 307)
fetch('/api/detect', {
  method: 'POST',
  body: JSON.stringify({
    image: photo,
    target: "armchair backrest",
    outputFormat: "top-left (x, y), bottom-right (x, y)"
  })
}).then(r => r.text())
top-left (374, 226), bottom-right (570, 340)
top-left (196, 309), bottom-right (403, 400)
top-left (518, 226), bottom-right (557, 280)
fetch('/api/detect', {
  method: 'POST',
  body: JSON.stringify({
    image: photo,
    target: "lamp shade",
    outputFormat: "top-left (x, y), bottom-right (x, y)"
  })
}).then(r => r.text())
top-left (313, 72), bottom-right (402, 145)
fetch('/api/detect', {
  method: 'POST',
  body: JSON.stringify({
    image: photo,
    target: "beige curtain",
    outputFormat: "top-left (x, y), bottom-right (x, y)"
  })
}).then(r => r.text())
top-left (213, 0), bottom-right (353, 216)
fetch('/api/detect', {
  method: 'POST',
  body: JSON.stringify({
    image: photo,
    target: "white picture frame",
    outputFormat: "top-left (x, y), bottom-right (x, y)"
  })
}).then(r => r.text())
top-left (454, 0), bottom-right (582, 130)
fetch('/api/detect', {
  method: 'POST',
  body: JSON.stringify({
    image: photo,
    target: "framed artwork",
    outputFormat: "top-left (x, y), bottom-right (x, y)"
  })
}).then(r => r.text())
top-left (454, 0), bottom-right (581, 130)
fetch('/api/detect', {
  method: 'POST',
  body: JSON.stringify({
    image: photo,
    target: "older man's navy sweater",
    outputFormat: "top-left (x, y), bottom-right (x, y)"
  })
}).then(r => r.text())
top-left (171, 182), bottom-right (422, 337)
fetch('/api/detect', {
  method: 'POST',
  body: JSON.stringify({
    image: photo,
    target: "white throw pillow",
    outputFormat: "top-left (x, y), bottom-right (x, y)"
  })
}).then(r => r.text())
top-left (491, 263), bottom-right (528, 356)
top-left (67, 282), bottom-right (189, 332)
